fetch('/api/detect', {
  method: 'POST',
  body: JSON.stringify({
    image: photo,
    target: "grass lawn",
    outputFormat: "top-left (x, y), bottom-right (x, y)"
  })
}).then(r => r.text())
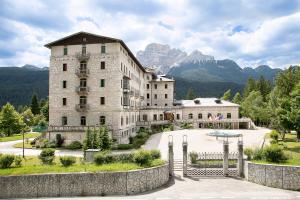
top-left (13, 142), bottom-right (33, 149)
top-left (0, 156), bottom-right (165, 176)
top-left (254, 133), bottom-right (300, 166)
top-left (0, 132), bottom-right (41, 142)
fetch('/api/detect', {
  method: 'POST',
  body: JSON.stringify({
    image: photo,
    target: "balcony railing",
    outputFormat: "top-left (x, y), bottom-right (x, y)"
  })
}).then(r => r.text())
top-left (75, 104), bottom-right (89, 112)
top-left (48, 125), bottom-right (113, 132)
top-left (75, 52), bottom-right (90, 61)
top-left (75, 69), bottom-right (90, 78)
top-left (76, 86), bottom-right (90, 95)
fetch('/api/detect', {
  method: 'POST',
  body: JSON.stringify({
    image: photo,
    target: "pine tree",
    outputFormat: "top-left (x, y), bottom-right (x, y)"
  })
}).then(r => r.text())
top-left (40, 100), bottom-right (49, 121)
top-left (99, 126), bottom-right (111, 150)
top-left (31, 93), bottom-right (40, 115)
top-left (221, 89), bottom-right (231, 101)
top-left (0, 103), bottom-right (25, 136)
top-left (232, 92), bottom-right (242, 104)
top-left (185, 88), bottom-right (196, 100)
top-left (243, 77), bottom-right (257, 98)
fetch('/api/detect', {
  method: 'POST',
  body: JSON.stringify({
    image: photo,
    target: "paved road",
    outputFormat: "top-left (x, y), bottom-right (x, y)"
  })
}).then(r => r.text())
top-left (25, 173), bottom-right (300, 200)
top-left (0, 140), bottom-right (83, 157)
top-left (143, 128), bottom-right (269, 159)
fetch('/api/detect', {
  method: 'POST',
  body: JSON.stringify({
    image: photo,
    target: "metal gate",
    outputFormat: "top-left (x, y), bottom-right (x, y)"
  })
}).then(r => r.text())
top-left (186, 152), bottom-right (238, 177)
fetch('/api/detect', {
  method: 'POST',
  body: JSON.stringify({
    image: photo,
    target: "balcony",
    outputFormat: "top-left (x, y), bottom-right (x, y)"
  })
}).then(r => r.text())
top-left (75, 52), bottom-right (90, 61)
top-left (76, 86), bottom-right (90, 95)
top-left (75, 104), bottom-right (89, 112)
top-left (75, 69), bottom-right (90, 78)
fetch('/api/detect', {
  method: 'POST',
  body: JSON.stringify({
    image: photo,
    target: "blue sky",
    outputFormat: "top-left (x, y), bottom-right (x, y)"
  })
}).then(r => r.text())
top-left (1, 0), bottom-right (300, 68)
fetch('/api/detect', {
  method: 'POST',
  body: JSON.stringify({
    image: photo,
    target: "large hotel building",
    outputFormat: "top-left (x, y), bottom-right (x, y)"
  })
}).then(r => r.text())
top-left (45, 32), bottom-right (252, 144)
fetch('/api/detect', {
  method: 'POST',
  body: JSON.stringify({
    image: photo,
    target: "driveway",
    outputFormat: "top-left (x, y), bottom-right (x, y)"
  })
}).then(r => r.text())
top-left (25, 174), bottom-right (300, 200)
top-left (0, 140), bottom-right (83, 157)
top-left (143, 128), bottom-right (269, 159)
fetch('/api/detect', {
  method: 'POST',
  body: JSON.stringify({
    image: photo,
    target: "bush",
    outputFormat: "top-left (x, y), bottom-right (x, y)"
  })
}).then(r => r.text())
top-left (133, 149), bottom-right (152, 166)
top-left (253, 148), bottom-right (264, 160)
top-left (263, 145), bottom-right (288, 163)
top-left (270, 130), bottom-right (279, 144)
top-left (39, 148), bottom-right (55, 165)
top-left (244, 148), bottom-right (254, 160)
top-left (0, 155), bottom-right (15, 169)
top-left (150, 149), bottom-right (161, 159)
top-left (60, 156), bottom-right (76, 167)
top-left (114, 153), bottom-right (134, 163)
top-left (189, 151), bottom-right (198, 164)
top-left (132, 138), bottom-right (147, 149)
top-left (66, 141), bottom-right (82, 150)
top-left (14, 156), bottom-right (22, 167)
top-left (180, 122), bottom-right (193, 129)
top-left (117, 144), bottom-right (133, 150)
top-left (94, 152), bottom-right (106, 165)
top-left (45, 141), bottom-right (56, 148)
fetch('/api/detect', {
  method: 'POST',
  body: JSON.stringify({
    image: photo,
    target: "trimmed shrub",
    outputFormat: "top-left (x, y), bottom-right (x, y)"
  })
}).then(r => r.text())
top-left (39, 148), bottom-right (55, 165)
top-left (244, 148), bottom-right (253, 160)
top-left (114, 153), bottom-right (134, 163)
top-left (253, 148), bottom-right (264, 160)
top-left (263, 145), bottom-right (288, 163)
top-left (45, 141), bottom-right (56, 148)
top-left (132, 138), bottom-right (147, 149)
top-left (189, 151), bottom-right (198, 164)
top-left (133, 149), bottom-right (152, 166)
top-left (150, 149), bottom-right (161, 159)
top-left (94, 152), bottom-right (106, 165)
top-left (66, 141), bottom-right (82, 150)
top-left (0, 155), bottom-right (15, 169)
top-left (270, 130), bottom-right (279, 144)
top-left (14, 156), bottom-right (22, 167)
top-left (117, 144), bottom-right (133, 150)
top-left (60, 156), bottom-right (76, 167)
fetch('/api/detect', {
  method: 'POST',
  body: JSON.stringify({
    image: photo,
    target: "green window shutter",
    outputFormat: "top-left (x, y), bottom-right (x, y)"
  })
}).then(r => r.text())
top-left (63, 47), bottom-right (68, 55)
top-left (101, 45), bottom-right (106, 53)
top-left (100, 79), bottom-right (105, 87)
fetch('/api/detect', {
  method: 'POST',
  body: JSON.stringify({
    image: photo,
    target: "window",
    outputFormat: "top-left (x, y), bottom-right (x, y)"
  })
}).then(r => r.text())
top-left (159, 114), bottom-right (163, 120)
top-left (176, 114), bottom-right (180, 120)
top-left (63, 80), bottom-right (67, 88)
top-left (62, 98), bottom-right (67, 106)
top-left (80, 96), bottom-right (87, 105)
top-left (62, 116), bottom-right (67, 125)
top-left (165, 84), bottom-right (168, 89)
top-left (121, 117), bottom-right (123, 126)
top-left (165, 103), bottom-right (168, 106)
top-left (142, 114), bottom-right (148, 121)
top-left (154, 103), bottom-right (157, 106)
top-left (147, 103), bottom-right (150, 106)
top-left (227, 113), bottom-right (231, 119)
top-left (153, 114), bottom-right (157, 121)
top-left (63, 47), bottom-right (68, 55)
top-left (100, 97), bottom-right (105, 105)
top-left (80, 78), bottom-right (87, 87)
top-left (154, 94), bottom-right (157, 99)
top-left (101, 61), bottom-right (105, 69)
top-left (80, 61), bottom-right (87, 71)
top-left (165, 94), bottom-right (168, 99)
top-left (121, 80), bottom-right (122, 88)
top-left (63, 63), bottom-right (67, 71)
top-left (101, 45), bottom-right (106, 53)
top-left (82, 45), bottom-right (86, 54)
top-left (188, 113), bottom-right (193, 119)
top-left (100, 116), bottom-right (106, 125)
top-left (154, 84), bottom-right (157, 89)
top-left (100, 79), bottom-right (105, 87)
top-left (147, 93), bottom-right (150, 99)
top-left (147, 84), bottom-right (150, 89)
top-left (208, 113), bottom-right (212, 119)
top-left (198, 113), bottom-right (202, 119)
top-left (126, 116), bottom-right (129, 124)
top-left (121, 97), bottom-right (122, 105)
top-left (81, 116), bottom-right (86, 126)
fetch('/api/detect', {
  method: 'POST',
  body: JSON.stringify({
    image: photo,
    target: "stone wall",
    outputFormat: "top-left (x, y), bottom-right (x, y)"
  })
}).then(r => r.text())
top-left (0, 164), bottom-right (169, 199)
top-left (244, 161), bottom-right (300, 191)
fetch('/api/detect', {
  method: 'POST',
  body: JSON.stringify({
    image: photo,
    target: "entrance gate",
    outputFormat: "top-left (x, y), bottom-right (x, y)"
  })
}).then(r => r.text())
top-left (187, 152), bottom-right (238, 177)
top-left (168, 135), bottom-right (244, 178)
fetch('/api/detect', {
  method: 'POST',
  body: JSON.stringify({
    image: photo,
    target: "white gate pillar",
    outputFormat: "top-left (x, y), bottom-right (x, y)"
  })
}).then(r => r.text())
top-left (223, 140), bottom-right (229, 176)
top-left (182, 135), bottom-right (188, 177)
top-left (238, 140), bottom-right (244, 177)
top-left (168, 135), bottom-right (174, 177)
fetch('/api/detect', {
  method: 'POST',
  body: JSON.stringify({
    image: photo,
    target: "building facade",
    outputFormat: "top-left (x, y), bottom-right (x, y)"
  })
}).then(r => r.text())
top-left (45, 32), bottom-right (251, 145)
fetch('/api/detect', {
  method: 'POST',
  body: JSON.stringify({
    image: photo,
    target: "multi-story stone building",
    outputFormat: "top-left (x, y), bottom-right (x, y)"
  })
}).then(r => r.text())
top-left (45, 32), bottom-right (252, 145)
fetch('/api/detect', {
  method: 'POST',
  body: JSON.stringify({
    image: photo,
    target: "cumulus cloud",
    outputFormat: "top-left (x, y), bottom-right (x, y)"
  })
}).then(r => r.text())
top-left (0, 0), bottom-right (300, 68)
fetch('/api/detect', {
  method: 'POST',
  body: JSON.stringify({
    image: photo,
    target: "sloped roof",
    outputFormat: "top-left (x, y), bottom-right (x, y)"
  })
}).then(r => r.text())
top-left (44, 32), bottom-right (146, 72)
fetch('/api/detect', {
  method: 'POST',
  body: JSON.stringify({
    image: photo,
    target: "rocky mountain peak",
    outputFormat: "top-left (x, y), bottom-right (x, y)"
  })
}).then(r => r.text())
top-left (181, 50), bottom-right (215, 64)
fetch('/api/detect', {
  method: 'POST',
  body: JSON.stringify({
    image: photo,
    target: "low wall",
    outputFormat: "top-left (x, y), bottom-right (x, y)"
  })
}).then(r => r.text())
top-left (0, 164), bottom-right (169, 199)
top-left (244, 161), bottom-right (300, 191)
